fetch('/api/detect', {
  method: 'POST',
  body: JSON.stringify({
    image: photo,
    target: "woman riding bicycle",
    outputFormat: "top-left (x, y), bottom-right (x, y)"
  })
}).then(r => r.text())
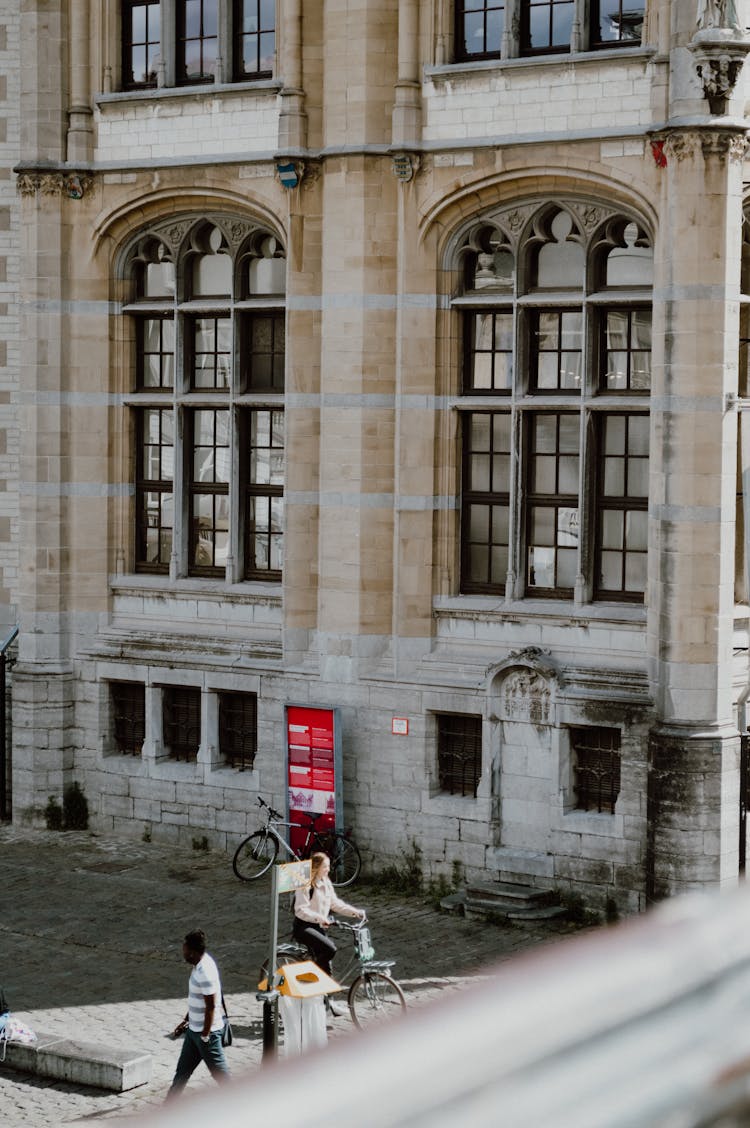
top-left (293, 851), bottom-right (366, 1006)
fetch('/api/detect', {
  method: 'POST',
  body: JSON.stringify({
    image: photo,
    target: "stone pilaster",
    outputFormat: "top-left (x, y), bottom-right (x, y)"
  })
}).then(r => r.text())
top-left (646, 124), bottom-right (747, 895)
top-left (277, 0), bottom-right (307, 151)
top-left (13, 1), bottom-right (76, 823)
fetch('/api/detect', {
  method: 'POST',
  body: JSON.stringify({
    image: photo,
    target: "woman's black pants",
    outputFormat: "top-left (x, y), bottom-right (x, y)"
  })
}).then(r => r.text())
top-left (292, 918), bottom-right (337, 975)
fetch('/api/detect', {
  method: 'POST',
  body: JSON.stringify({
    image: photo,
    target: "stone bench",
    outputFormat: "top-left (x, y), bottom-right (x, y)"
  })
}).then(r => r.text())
top-left (1, 1030), bottom-right (152, 1091)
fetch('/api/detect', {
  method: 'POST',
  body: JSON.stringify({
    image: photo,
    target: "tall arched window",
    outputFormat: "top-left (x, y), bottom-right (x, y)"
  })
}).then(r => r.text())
top-left (123, 215), bottom-right (286, 582)
top-left (454, 199), bottom-right (652, 603)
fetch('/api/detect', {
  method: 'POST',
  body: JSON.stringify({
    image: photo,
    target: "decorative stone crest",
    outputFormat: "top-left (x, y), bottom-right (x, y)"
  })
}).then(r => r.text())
top-left (16, 170), bottom-right (93, 199)
top-left (391, 152), bottom-right (420, 183)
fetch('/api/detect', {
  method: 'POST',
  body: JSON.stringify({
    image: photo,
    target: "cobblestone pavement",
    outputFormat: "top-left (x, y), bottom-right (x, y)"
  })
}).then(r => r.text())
top-left (0, 825), bottom-right (580, 1125)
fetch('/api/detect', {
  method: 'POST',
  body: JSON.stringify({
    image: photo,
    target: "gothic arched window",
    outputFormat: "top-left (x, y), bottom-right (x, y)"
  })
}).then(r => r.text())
top-left (123, 215), bottom-right (286, 582)
top-left (453, 199), bottom-right (652, 602)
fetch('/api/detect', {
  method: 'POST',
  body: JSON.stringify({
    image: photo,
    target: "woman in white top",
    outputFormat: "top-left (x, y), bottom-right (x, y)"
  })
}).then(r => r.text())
top-left (293, 851), bottom-right (365, 978)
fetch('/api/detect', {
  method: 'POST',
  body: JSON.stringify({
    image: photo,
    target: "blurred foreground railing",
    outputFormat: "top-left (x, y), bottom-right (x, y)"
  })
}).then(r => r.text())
top-left (135, 884), bottom-right (750, 1128)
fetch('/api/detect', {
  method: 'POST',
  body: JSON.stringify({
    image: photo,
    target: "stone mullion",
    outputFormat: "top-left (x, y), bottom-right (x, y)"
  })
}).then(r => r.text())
top-left (646, 127), bottom-right (746, 898)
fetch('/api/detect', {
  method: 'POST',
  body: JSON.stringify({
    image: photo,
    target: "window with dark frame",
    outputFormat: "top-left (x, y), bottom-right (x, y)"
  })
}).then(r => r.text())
top-left (464, 310), bottom-right (513, 394)
top-left (590, 0), bottom-right (645, 48)
top-left (455, 0), bottom-right (506, 62)
top-left (243, 409), bottom-right (284, 580)
top-left (437, 714), bottom-right (482, 797)
top-left (454, 0), bottom-right (643, 61)
top-left (162, 686), bottom-right (201, 761)
top-left (219, 691), bottom-right (258, 770)
top-left (457, 202), bottom-right (652, 603)
top-left (189, 316), bottom-right (231, 390)
top-left (120, 1), bottom-right (276, 91)
top-left (122, 0), bottom-right (161, 89)
top-left (594, 413), bottom-right (648, 600)
top-left (600, 308), bottom-right (651, 392)
top-left (526, 413), bottom-right (580, 595)
top-left (137, 316), bottom-right (175, 390)
top-left (462, 412), bottom-right (511, 592)
top-left (188, 408), bottom-right (230, 575)
top-left (136, 407), bottom-right (174, 572)
top-left (530, 309), bottom-right (583, 392)
top-left (110, 682), bottom-right (146, 756)
top-left (241, 313), bottom-right (286, 392)
top-left (570, 726), bottom-right (621, 813)
top-left (234, 0), bottom-right (276, 79)
top-left (521, 0), bottom-right (575, 55)
top-left (126, 219), bottom-right (285, 581)
top-left (177, 0), bottom-right (219, 84)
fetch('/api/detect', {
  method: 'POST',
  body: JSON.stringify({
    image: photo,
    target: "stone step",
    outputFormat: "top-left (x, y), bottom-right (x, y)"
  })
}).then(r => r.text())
top-left (465, 881), bottom-right (558, 908)
top-left (0, 1030), bottom-right (152, 1091)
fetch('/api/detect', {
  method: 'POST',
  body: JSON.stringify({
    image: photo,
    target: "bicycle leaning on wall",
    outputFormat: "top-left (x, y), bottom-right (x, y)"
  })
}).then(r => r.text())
top-left (232, 796), bottom-right (362, 887)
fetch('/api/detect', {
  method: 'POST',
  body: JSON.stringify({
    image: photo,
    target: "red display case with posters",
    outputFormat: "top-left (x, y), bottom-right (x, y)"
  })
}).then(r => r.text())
top-left (285, 705), bottom-right (343, 854)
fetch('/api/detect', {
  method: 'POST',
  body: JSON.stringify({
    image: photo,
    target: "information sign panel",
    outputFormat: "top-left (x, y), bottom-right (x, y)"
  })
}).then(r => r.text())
top-left (285, 705), bottom-right (342, 853)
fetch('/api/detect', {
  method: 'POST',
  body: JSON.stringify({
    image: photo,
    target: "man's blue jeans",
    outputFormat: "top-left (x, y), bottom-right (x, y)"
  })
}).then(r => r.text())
top-left (167, 1028), bottom-right (230, 1097)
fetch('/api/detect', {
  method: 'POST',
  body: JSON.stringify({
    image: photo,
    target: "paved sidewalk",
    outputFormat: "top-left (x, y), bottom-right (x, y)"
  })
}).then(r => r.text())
top-left (0, 825), bottom-right (578, 1125)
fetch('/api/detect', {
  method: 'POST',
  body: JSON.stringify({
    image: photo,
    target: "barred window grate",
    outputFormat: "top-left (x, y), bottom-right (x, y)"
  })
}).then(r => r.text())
top-left (111, 682), bottom-right (146, 756)
top-left (438, 714), bottom-right (482, 797)
top-left (571, 727), bottom-right (621, 813)
top-left (219, 692), bottom-right (258, 771)
top-left (163, 686), bottom-right (201, 762)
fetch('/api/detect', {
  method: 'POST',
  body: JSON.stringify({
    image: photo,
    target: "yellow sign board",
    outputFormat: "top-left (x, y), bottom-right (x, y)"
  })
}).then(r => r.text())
top-left (277, 858), bottom-right (311, 895)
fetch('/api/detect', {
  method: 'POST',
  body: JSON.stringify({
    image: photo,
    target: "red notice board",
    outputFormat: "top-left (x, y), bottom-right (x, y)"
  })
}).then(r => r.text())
top-left (285, 705), bottom-right (343, 854)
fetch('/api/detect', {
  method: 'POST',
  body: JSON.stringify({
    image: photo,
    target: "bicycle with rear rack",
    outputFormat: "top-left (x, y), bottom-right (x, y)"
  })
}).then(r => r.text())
top-left (232, 796), bottom-right (361, 887)
top-left (273, 915), bottom-right (407, 1031)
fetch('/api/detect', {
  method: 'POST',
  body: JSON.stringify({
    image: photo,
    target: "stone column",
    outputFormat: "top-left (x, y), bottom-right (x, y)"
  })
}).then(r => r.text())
top-left (646, 125), bottom-right (746, 898)
top-left (12, 2), bottom-right (77, 822)
top-left (278, 0), bottom-right (306, 151)
top-left (67, 0), bottom-right (93, 162)
top-left (392, 0), bottom-right (421, 146)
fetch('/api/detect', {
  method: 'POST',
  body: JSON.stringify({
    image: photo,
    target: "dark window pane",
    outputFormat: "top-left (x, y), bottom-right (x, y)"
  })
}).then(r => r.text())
top-left (111, 682), bottom-right (146, 756)
top-left (571, 727), bottom-right (620, 813)
top-left (437, 714), bottom-right (482, 796)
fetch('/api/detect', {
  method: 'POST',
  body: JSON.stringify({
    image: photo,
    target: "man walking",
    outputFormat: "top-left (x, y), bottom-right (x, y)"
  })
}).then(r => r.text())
top-left (166, 928), bottom-right (230, 1098)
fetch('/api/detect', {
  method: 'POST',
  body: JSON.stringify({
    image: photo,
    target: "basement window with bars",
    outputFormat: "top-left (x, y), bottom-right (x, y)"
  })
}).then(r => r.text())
top-left (437, 713), bottom-right (482, 797)
top-left (570, 726), bottom-right (621, 813)
top-left (110, 682), bottom-right (146, 756)
top-left (218, 691), bottom-right (258, 770)
top-left (163, 686), bottom-right (201, 761)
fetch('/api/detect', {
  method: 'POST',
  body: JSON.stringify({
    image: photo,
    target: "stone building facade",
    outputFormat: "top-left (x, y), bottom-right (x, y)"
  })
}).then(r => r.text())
top-left (8, 0), bottom-right (750, 912)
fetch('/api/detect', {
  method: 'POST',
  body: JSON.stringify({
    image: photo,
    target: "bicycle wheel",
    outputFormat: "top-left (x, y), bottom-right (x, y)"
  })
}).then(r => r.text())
top-left (348, 970), bottom-right (406, 1031)
top-left (232, 831), bottom-right (278, 881)
top-left (327, 835), bottom-right (361, 887)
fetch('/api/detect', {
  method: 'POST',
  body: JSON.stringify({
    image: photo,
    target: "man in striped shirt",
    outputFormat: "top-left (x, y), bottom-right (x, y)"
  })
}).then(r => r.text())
top-left (166, 928), bottom-right (230, 1098)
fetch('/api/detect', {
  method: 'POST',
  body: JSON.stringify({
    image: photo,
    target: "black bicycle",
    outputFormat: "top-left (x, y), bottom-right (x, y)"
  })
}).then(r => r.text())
top-left (232, 796), bottom-right (361, 886)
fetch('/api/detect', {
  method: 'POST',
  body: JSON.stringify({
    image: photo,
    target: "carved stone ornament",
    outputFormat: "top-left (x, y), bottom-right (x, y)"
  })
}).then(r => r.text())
top-left (16, 170), bottom-right (93, 199)
top-left (486, 646), bottom-right (560, 727)
top-left (689, 13), bottom-right (750, 115)
top-left (701, 130), bottom-right (748, 161)
top-left (663, 131), bottom-right (701, 163)
top-left (498, 668), bottom-right (553, 726)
